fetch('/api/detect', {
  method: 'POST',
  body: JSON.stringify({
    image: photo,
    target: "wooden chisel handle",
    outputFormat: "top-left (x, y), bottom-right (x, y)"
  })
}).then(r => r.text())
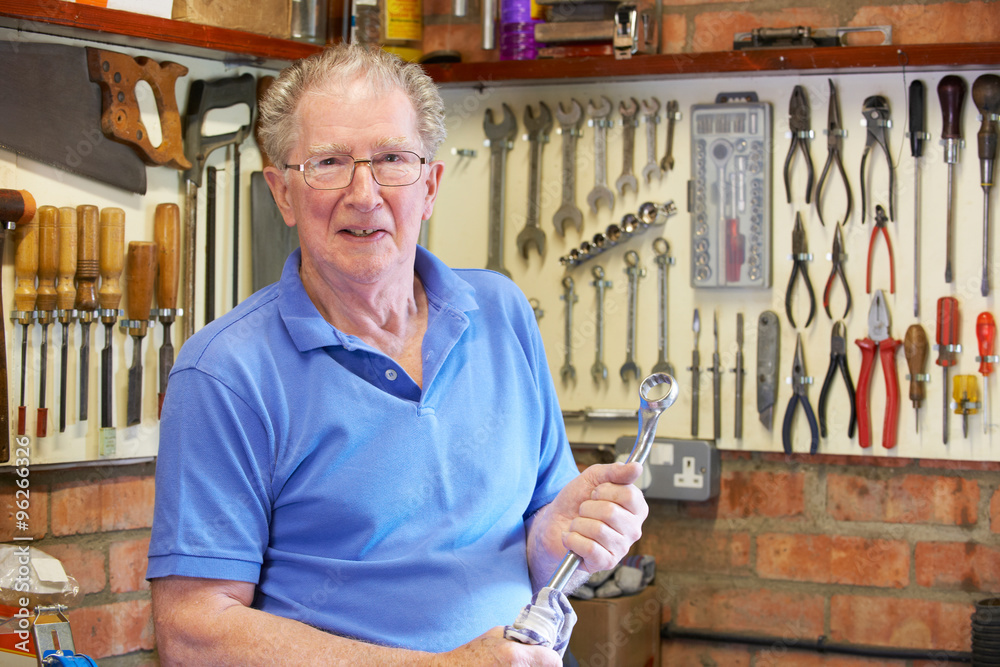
top-left (126, 242), bottom-right (157, 336)
top-left (36, 206), bottom-right (59, 317)
top-left (0, 189), bottom-right (36, 227)
top-left (14, 210), bottom-right (39, 316)
top-left (154, 203), bottom-right (180, 318)
top-left (75, 205), bottom-right (100, 312)
top-left (98, 207), bottom-right (125, 322)
top-left (57, 207), bottom-right (78, 317)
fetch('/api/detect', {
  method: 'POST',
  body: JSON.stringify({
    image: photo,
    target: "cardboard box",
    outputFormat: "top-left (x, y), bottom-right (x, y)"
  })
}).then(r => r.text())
top-left (569, 585), bottom-right (662, 667)
top-left (172, 0), bottom-right (292, 39)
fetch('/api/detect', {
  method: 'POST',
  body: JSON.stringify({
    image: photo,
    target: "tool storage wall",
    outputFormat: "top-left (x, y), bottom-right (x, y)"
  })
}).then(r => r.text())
top-left (428, 66), bottom-right (999, 462)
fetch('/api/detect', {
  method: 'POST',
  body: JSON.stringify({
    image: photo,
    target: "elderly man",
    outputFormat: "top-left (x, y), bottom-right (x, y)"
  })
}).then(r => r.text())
top-left (147, 43), bottom-right (647, 665)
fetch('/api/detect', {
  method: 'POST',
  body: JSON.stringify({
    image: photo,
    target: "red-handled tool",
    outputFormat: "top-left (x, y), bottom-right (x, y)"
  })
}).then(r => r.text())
top-left (935, 296), bottom-right (961, 445)
top-left (977, 312), bottom-right (996, 435)
top-left (855, 290), bottom-right (901, 448)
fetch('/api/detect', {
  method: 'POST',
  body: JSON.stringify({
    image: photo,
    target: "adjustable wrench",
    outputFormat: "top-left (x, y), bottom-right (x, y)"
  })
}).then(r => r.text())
top-left (641, 97), bottom-right (662, 184)
top-left (651, 237), bottom-right (674, 376)
top-left (591, 265), bottom-right (611, 383)
top-left (660, 100), bottom-right (679, 173)
top-left (553, 99), bottom-right (585, 236)
top-left (616, 97), bottom-right (640, 197)
top-left (517, 102), bottom-right (553, 259)
top-left (483, 104), bottom-right (518, 277)
top-left (561, 276), bottom-right (577, 384)
top-left (620, 250), bottom-right (645, 382)
top-left (587, 96), bottom-right (615, 214)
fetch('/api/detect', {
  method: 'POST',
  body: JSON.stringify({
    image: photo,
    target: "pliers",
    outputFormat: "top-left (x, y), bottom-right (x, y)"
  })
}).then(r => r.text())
top-left (866, 204), bottom-right (895, 294)
top-left (785, 212), bottom-right (816, 329)
top-left (855, 290), bottom-right (901, 449)
top-left (815, 79), bottom-right (853, 226)
top-left (859, 95), bottom-right (895, 223)
top-left (823, 224), bottom-right (852, 319)
top-left (818, 321), bottom-right (857, 439)
top-left (782, 333), bottom-right (820, 454)
top-left (783, 85), bottom-right (814, 204)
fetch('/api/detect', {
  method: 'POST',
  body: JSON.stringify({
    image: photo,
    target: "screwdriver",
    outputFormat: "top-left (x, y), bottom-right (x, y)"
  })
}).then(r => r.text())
top-left (99, 207), bottom-right (125, 456)
top-left (712, 310), bottom-right (721, 441)
top-left (952, 375), bottom-right (979, 439)
top-left (904, 324), bottom-right (929, 433)
top-left (35, 206), bottom-right (58, 438)
top-left (56, 207), bottom-right (78, 433)
top-left (690, 309), bottom-right (701, 437)
top-left (973, 74), bottom-right (1000, 296)
top-left (125, 242), bottom-right (157, 426)
top-left (977, 312), bottom-right (996, 434)
top-left (937, 75), bottom-right (967, 284)
top-left (13, 207), bottom-right (38, 436)
top-left (908, 80), bottom-right (927, 316)
top-left (75, 205), bottom-right (99, 422)
top-left (935, 296), bottom-right (961, 444)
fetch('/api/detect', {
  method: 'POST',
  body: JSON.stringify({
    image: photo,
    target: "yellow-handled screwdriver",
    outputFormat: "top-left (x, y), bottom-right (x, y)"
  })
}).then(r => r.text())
top-left (952, 375), bottom-right (980, 439)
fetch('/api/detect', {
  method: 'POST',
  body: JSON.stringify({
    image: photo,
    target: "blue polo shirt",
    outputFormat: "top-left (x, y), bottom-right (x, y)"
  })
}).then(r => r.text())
top-left (147, 247), bottom-right (579, 652)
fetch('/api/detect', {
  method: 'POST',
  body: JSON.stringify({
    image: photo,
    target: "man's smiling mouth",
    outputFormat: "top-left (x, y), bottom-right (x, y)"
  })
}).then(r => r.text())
top-left (346, 229), bottom-right (378, 237)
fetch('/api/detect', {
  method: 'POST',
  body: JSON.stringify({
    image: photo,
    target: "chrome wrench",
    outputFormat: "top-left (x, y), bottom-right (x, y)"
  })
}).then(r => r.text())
top-left (660, 100), bottom-right (679, 173)
top-left (641, 97), bottom-right (662, 184)
top-left (591, 265), bottom-right (610, 383)
top-left (483, 104), bottom-right (518, 277)
top-left (620, 249), bottom-right (645, 382)
top-left (553, 99), bottom-right (585, 236)
top-left (561, 276), bottom-right (577, 384)
top-left (517, 102), bottom-right (552, 259)
top-left (651, 237), bottom-right (674, 376)
top-left (615, 97), bottom-right (640, 197)
top-left (587, 96), bottom-right (615, 214)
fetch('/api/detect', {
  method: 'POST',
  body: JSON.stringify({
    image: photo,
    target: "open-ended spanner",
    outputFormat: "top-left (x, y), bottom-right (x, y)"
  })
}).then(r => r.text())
top-left (553, 99), bottom-right (585, 236)
top-left (484, 104), bottom-right (518, 277)
top-left (587, 96), bottom-right (615, 214)
top-left (560, 276), bottom-right (577, 384)
top-left (621, 249), bottom-right (645, 382)
top-left (616, 98), bottom-right (640, 197)
top-left (517, 102), bottom-right (553, 259)
top-left (591, 265), bottom-right (611, 383)
top-left (641, 97), bottom-right (662, 184)
top-left (651, 237), bottom-right (674, 376)
top-left (660, 100), bottom-right (679, 173)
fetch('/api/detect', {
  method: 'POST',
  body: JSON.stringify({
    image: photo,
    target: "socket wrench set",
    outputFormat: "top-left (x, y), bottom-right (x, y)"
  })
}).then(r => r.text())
top-left (687, 94), bottom-right (772, 288)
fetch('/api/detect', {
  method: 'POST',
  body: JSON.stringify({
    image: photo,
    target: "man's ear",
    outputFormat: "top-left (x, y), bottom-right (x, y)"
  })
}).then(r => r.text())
top-left (263, 166), bottom-right (297, 228)
top-left (421, 160), bottom-right (445, 222)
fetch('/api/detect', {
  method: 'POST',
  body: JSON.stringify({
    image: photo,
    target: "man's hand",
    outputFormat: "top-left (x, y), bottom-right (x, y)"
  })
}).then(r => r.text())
top-left (528, 462), bottom-right (648, 586)
top-left (432, 627), bottom-right (562, 667)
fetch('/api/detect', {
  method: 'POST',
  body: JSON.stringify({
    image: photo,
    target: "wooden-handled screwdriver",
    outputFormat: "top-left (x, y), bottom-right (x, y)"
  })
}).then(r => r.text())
top-left (0, 189), bottom-right (37, 460)
top-left (99, 207), bottom-right (125, 455)
top-left (13, 203), bottom-right (38, 437)
top-left (57, 207), bottom-right (78, 433)
top-left (155, 203), bottom-right (180, 418)
top-left (937, 75), bottom-right (967, 284)
top-left (35, 206), bottom-right (58, 438)
top-left (973, 74), bottom-right (1000, 296)
top-left (75, 205), bottom-right (99, 422)
top-left (903, 324), bottom-right (929, 433)
top-left (125, 242), bottom-right (157, 426)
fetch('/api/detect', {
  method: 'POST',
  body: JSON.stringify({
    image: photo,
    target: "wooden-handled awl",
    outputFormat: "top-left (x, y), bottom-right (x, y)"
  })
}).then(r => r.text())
top-left (57, 207), bottom-right (78, 433)
top-left (125, 242), bottom-right (157, 426)
top-left (35, 206), bottom-right (58, 437)
top-left (0, 189), bottom-right (37, 460)
top-left (154, 203), bottom-right (180, 418)
top-left (75, 205), bottom-right (100, 422)
top-left (99, 208), bottom-right (125, 455)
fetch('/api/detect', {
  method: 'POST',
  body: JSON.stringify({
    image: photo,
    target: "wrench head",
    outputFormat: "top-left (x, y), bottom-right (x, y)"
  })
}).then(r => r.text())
top-left (641, 97), bottom-right (661, 117)
top-left (516, 224), bottom-right (546, 259)
top-left (642, 162), bottom-right (662, 184)
top-left (523, 101), bottom-right (554, 136)
top-left (620, 360), bottom-right (640, 383)
top-left (619, 97), bottom-right (639, 119)
top-left (553, 202), bottom-right (584, 236)
top-left (483, 103), bottom-right (518, 141)
top-left (561, 364), bottom-right (577, 385)
top-left (591, 362), bottom-right (608, 382)
top-left (587, 185), bottom-right (615, 214)
top-left (555, 99), bottom-right (583, 128)
top-left (615, 173), bottom-right (639, 197)
top-left (587, 95), bottom-right (612, 119)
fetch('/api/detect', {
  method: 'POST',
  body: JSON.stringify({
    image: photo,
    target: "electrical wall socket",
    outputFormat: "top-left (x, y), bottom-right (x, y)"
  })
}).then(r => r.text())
top-left (615, 436), bottom-right (721, 502)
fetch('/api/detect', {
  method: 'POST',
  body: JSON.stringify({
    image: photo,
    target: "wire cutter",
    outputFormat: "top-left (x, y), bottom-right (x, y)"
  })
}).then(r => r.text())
top-left (823, 224), bottom-right (852, 319)
top-left (866, 204), bottom-right (895, 294)
top-left (782, 333), bottom-right (820, 454)
top-left (855, 290), bottom-right (902, 449)
top-left (818, 321), bottom-right (857, 439)
top-left (785, 212), bottom-right (816, 329)
top-left (783, 85), bottom-right (814, 204)
top-left (859, 94), bottom-right (895, 223)
top-left (815, 79), bottom-right (853, 226)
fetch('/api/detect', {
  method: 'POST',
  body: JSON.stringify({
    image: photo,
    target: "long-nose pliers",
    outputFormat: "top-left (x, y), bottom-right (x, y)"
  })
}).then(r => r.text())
top-left (818, 320), bottom-right (857, 439)
top-left (785, 212), bottom-right (816, 329)
top-left (823, 224), bottom-right (852, 319)
top-left (855, 290), bottom-right (902, 449)
top-left (815, 79), bottom-right (853, 226)
top-left (859, 95), bottom-right (895, 223)
top-left (783, 85), bottom-right (815, 204)
top-left (783, 333), bottom-right (820, 454)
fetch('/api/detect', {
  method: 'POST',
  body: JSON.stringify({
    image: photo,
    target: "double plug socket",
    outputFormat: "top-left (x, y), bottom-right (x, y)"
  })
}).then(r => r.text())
top-left (615, 436), bottom-right (721, 502)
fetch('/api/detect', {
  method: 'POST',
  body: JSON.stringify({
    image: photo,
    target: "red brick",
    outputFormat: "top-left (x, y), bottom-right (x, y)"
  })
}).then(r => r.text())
top-left (830, 595), bottom-right (972, 651)
top-left (68, 599), bottom-right (155, 659)
top-left (848, 2), bottom-right (1000, 45)
top-left (764, 654), bottom-right (907, 666)
top-left (0, 480), bottom-right (48, 541)
top-left (41, 542), bottom-right (106, 595)
top-left (915, 542), bottom-right (1000, 592)
top-left (682, 471), bottom-right (806, 520)
top-left (677, 587), bottom-right (825, 637)
top-left (762, 453), bottom-right (913, 468)
top-left (918, 458), bottom-right (1000, 472)
top-left (51, 480), bottom-right (103, 536)
top-left (99, 476), bottom-right (156, 531)
top-left (756, 533), bottom-right (908, 588)
top-left (661, 640), bottom-right (751, 665)
top-left (110, 536), bottom-right (151, 594)
top-left (886, 475), bottom-right (978, 526)
top-left (828, 474), bottom-right (886, 522)
top-left (642, 526), bottom-right (750, 575)
top-left (661, 15), bottom-right (686, 55)
top-left (992, 488), bottom-right (1000, 533)
top-left (691, 8), bottom-right (838, 52)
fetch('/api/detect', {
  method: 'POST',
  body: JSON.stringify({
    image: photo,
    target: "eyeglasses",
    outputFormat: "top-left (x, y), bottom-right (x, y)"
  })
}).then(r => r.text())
top-left (285, 151), bottom-right (427, 190)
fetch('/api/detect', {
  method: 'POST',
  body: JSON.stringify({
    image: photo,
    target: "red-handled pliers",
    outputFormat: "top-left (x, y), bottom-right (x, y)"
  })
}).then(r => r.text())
top-left (855, 290), bottom-right (901, 448)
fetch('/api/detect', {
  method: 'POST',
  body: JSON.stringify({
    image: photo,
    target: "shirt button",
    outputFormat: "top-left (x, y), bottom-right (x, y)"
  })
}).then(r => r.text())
top-left (385, 369), bottom-right (397, 381)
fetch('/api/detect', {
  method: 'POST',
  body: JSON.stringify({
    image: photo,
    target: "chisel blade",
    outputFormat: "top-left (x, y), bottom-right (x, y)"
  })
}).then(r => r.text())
top-left (59, 324), bottom-right (69, 433)
top-left (159, 327), bottom-right (174, 416)
top-left (127, 340), bottom-right (143, 426)
top-left (79, 322), bottom-right (91, 421)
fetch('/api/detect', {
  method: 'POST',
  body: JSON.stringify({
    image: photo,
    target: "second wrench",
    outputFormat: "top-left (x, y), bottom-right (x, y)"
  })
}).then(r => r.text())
top-left (620, 250), bottom-right (645, 382)
top-left (517, 102), bottom-right (553, 259)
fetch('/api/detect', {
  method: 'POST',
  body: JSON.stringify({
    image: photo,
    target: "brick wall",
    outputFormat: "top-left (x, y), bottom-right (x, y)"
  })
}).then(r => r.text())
top-left (636, 451), bottom-right (1000, 664)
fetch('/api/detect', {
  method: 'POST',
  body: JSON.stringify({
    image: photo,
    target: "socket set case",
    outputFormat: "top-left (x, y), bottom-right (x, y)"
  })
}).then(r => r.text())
top-left (688, 95), bottom-right (772, 288)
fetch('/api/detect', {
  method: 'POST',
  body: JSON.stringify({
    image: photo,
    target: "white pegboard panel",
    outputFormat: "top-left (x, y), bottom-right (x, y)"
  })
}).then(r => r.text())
top-left (429, 68), bottom-right (998, 462)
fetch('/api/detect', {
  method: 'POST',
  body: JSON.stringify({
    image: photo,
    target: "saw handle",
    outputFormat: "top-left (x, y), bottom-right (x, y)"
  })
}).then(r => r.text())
top-left (99, 207), bottom-right (126, 323)
top-left (57, 207), bottom-right (79, 316)
top-left (36, 206), bottom-right (59, 317)
top-left (75, 205), bottom-right (100, 312)
top-left (154, 203), bottom-right (181, 317)
top-left (182, 73), bottom-right (256, 186)
top-left (126, 242), bottom-right (158, 336)
top-left (0, 189), bottom-right (36, 226)
top-left (937, 75), bottom-right (967, 142)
